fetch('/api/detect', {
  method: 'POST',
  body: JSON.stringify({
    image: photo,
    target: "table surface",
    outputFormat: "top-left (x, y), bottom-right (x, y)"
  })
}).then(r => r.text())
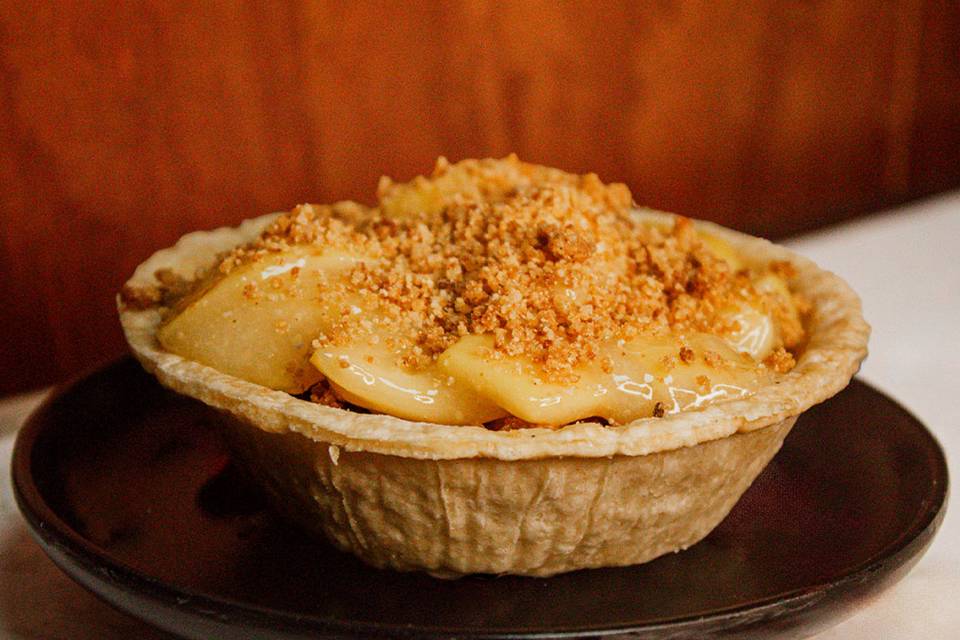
top-left (1, 195), bottom-right (957, 640)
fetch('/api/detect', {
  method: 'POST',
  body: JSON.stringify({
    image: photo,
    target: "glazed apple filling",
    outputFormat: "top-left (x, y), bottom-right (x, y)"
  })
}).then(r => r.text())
top-left (149, 156), bottom-right (806, 429)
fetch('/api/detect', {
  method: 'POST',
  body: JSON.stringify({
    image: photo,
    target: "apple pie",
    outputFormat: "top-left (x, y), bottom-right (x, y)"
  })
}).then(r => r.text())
top-left (119, 156), bottom-right (868, 576)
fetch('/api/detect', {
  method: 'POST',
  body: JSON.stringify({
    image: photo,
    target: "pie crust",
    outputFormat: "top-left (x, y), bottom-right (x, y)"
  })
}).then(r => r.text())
top-left (119, 210), bottom-right (869, 576)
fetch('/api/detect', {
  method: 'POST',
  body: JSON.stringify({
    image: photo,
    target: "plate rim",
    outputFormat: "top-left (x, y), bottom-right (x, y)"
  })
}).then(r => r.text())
top-left (11, 358), bottom-right (950, 639)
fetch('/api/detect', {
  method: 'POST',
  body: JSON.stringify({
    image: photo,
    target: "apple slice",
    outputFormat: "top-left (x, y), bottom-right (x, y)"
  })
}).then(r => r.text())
top-left (158, 246), bottom-right (360, 393)
top-left (379, 158), bottom-right (519, 219)
top-left (310, 344), bottom-right (507, 425)
top-left (440, 334), bottom-right (772, 426)
top-left (438, 335), bottom-right (607, 425)
top-left (719, 271), bottom-right (802, 360)
top-left (719, 303), bottom-right (778, 361)
top-left (603, 334), bottom-right (771, 423)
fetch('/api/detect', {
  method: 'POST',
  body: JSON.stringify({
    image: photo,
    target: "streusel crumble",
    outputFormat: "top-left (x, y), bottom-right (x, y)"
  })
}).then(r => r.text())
top-left (133, 156), bottom-right (806, 427)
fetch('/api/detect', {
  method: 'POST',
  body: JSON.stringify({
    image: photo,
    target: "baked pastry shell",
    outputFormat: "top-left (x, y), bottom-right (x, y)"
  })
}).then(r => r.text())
top-left (118, 211), bottom-right (868, 576)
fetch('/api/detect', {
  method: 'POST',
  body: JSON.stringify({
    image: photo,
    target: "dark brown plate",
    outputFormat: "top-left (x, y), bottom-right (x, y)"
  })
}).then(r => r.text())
top-left (12, 358), bottom-right (948, 639)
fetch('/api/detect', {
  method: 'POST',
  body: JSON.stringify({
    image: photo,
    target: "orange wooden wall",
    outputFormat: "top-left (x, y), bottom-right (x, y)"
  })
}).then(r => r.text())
top-left (2, 1), bottom-right (959, 393)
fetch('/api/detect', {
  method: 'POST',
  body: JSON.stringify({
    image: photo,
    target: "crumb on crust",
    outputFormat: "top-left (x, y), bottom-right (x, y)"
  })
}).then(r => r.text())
top-left (119, 269), bottom-right (195, 310)
top-left (764, 347), bottom-right (796, 374)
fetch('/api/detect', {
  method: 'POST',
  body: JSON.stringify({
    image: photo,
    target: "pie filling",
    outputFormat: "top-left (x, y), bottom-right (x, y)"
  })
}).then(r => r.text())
top-left (147, 156), bottom-right (806, 429)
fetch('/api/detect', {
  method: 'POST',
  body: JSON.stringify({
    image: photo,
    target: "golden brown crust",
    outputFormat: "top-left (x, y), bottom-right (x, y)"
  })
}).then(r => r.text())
top-left (218, 409), bottom-right (795, 577)
top-left (118, 209), bottom-right (869, 461)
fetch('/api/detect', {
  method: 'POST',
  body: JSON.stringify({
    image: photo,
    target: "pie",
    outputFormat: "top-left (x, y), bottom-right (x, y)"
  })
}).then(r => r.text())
top-left (118, 156), bottom-right (869, 577)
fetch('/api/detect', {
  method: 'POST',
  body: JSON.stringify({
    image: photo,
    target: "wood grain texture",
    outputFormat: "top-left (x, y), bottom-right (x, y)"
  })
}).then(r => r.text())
top-left (1, 1), bottom-right (958, 393)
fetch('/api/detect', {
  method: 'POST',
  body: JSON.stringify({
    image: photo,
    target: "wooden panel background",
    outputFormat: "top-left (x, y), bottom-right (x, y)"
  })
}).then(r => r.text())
top-left (1, 1), bottom-right (959, 394)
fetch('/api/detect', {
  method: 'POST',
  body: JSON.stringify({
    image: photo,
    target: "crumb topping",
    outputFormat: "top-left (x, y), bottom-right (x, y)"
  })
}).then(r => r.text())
top-left (763, 347), bottom-right (797, 374)
top-left (210, 156), bottom-right (802, 383)
top-left (120, 269), bottom-right (194, 310)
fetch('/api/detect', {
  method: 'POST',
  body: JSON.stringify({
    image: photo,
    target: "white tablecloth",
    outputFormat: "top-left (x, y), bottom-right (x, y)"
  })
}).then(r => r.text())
top-left (1, 194), bottom-right (957, 639)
